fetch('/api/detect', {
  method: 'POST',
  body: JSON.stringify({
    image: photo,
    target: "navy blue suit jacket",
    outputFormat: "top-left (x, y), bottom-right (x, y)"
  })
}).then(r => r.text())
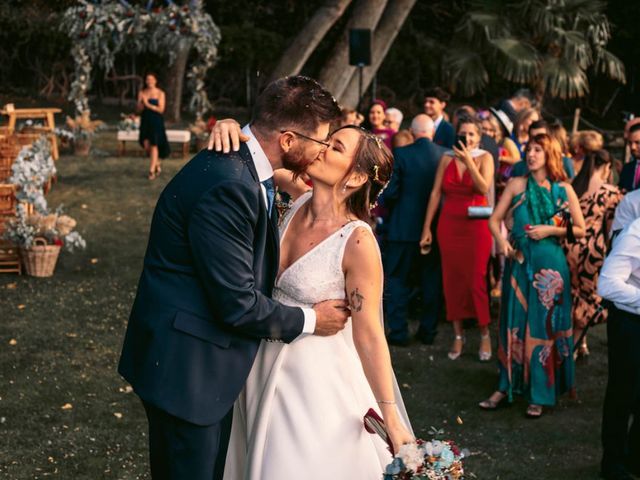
top-left (118, 145), bottom-right (304, 426)
top-left (619, 158), bottom-right (639, 192)
top-left (384, 138), bottom-right (446, 242)
top-left (433, 119), bottom-right (455, 149)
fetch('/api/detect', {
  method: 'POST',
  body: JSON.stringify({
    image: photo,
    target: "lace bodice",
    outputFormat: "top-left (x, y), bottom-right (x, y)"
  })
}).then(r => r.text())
top-left (273, 191), bottom-right (372, 308)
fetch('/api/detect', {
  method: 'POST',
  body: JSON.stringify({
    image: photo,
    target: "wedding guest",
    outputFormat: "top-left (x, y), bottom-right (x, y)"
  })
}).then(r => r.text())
top-left (512, 108), bottom-right (540, 157)
top-left (479, 133), bottom-right (585, 418)
top-left (392, 129), bottom-right (414, 148)
top-left (424, 87), bottom-right (455, 148)
top-left (452, 106), bottom-right (499, 171)
top-left (511, 121), bottom-right (575, 179)
top-left (496, 88), bottom-right (534, 123)
top-left (619, 123), bottom-right (640, 192)
top-left (339, 106), bottom-right (364, 128)
top-left (420, 116), bottom-right (494, 361)
top-left (482, 110), bottom-right (520, 196)
top-left (565, 150), bottom-right (622, 358)
top-left (549, 120), bottom-right (570, 156)
top-left (384, 114), bottom-right (446, 346)
top-left (598, 217), bottom-right (640, 480)
top-left (611, 189), bottom-right (640, 245)
top-left (365, 100), bottom-right (395, 150)
top-left (138, 72), bottom-right (170, 180)
top-left (570, 130), bottom-right (604, 176)
top-left (385, 107), bottom-right (403, 133)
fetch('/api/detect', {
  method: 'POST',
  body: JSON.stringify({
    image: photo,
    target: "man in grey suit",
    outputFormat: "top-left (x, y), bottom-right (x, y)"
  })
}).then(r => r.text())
top-left (383, 114), bottom-right (446, 345)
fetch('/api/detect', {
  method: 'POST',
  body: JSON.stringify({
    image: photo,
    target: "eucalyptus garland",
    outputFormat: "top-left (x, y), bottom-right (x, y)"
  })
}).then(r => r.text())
top-left (61, 0), bottom-right (221, 119)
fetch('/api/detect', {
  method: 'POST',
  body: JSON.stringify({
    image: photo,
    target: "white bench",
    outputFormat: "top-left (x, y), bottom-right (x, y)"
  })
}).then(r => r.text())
top-left (117, 129), bottom-right (191, 158)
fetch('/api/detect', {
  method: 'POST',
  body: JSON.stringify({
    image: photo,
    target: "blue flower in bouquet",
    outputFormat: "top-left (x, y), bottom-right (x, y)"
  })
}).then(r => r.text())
top-left (437, 446), bottom-right (455, 469)
top-left (385, 456), bottom-right (404, 475)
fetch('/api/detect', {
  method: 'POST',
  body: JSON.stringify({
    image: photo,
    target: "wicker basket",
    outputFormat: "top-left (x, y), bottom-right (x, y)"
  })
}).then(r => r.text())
top-left (20, 237), bottom-right (61, 277)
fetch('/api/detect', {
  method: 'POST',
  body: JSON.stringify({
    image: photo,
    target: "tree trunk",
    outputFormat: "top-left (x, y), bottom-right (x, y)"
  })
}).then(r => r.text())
top-left (317, 0), bottom-right (388, 103)
top-left (340, 0), bottom-right (417, 108)
top-left (269, 0), bottom-right (353, 82)
top-left (164, 37), bottom-right (193, 123)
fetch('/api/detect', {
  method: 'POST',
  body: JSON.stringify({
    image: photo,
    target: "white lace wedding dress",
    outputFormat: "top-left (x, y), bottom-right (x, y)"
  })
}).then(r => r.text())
top-left (223, 192), bottom-right (412, 480)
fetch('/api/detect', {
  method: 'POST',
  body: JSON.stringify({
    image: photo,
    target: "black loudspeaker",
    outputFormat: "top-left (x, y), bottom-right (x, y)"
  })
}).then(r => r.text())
top-left (349, 29), bottom-right (371, 66)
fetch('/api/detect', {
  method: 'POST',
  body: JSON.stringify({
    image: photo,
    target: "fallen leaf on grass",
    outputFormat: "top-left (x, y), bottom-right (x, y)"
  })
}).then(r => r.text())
top-left (402, 383), bottom-right (412, 389)
top-left (6, 283), bottom-right (17, 289)
top-left (118, 385), bottom-right (133, 394)
top-left (65, 333), bottom-right (78, 338)
top-left (8, 339), bottom-right (17, 346)
top-left (81, 204), bottom-right (88, 209)
top-left (90, 258), bottom-right (99, 264)
top-left (113, 412), bottom-right (123, 419)
top-left (61, 403), bottom-right (73, 410)
top-left (456, 416), bottom-right (463, 425)
top-left (17, 305), bottom-right (25, 310)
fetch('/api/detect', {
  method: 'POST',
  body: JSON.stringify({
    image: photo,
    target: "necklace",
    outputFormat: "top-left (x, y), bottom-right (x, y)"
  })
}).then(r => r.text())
top-left (305, 203), bottom-right (352, 224)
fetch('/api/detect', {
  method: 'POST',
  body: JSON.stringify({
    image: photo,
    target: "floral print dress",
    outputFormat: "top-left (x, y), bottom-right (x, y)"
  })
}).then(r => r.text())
top-left (498, 178), bottom-right (575, 406)
top-left (564, 184), bottom-right (623, 328)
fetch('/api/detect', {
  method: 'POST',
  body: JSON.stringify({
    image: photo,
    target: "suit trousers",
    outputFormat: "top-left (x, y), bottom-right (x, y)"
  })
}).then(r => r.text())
top-left (601, 306), bottom-right (640, 473)
top-left (143, 400), bottom-right (233, 480)
top-left (384, 241), bottom-right (442, 342)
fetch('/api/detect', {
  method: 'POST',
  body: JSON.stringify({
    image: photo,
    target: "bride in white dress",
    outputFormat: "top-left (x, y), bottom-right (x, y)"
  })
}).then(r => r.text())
top-left (223, 125), bottom-right (414, 479)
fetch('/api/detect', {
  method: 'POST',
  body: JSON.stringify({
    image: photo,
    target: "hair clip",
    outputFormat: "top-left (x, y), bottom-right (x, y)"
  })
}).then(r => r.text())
top-left (373, 165), bottom-right (380, 182)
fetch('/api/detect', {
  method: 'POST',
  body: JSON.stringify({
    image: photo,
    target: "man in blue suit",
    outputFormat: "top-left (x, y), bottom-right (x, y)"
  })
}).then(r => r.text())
top-left (383, 114), bottom-right (446, 345)
top-left (424, 87), bottom-right (455, 149)
top-left (619, 123), bottom-right (640, 192)
top-left (118, 76), bottom-right (349, 480)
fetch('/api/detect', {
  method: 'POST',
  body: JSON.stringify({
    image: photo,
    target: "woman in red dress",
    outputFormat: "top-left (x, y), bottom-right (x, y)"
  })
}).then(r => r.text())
top-left (420, 117), bottom-right (494, 361)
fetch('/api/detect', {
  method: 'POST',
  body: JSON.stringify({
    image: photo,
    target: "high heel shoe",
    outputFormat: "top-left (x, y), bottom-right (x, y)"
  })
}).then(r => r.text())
top-left (479, 333), bottom-right (492, 362)
top-left (448, 335), bottom-right (465, 360)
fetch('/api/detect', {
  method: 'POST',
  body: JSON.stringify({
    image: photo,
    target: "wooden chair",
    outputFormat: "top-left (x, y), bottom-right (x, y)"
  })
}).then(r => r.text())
top-left (0, 184), bottom-right (21, 274)
top-left (0, 143), bottom-right (20, 183)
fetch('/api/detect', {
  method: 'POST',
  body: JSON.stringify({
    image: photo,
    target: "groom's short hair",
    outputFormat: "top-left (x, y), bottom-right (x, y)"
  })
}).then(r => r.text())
top-left (251, 76), bottom-right (341, 135)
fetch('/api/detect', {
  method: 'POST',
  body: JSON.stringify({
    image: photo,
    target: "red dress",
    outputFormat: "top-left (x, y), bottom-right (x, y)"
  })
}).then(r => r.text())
top-left (436, 159), bottom-right (492, 326)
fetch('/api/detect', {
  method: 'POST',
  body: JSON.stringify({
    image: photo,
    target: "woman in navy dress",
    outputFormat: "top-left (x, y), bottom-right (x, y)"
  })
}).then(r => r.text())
top-left (138, 72), bottom-right (170, 180)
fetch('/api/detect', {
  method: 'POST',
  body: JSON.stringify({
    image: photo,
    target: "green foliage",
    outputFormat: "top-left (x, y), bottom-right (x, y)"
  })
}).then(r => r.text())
top-left (60, 0), bottom-right (221, 118)
top-left (445, 0), bottom-right (626, 100)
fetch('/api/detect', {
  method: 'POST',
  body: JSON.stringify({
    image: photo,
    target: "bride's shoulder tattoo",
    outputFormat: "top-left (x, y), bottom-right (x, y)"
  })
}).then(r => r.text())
top-left (349, 287), bottom-right (364, 312)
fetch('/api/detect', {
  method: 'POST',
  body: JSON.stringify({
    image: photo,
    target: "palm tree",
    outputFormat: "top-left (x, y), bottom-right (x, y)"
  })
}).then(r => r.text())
top-left (443, 0), bottom-right (626, 102)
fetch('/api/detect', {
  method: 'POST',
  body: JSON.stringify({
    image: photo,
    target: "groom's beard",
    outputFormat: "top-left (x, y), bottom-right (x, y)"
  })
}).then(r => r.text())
top-left (282, 144), bottom-right (311, 177)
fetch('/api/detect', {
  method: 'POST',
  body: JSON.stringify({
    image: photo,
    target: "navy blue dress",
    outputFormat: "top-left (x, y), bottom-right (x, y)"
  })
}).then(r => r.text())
top-left (139, 98), bottom-right (170, 159)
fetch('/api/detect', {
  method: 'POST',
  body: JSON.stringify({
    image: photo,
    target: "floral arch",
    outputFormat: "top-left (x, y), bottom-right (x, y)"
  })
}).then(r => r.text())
top-left (61, 0), bottom-right (221, 120)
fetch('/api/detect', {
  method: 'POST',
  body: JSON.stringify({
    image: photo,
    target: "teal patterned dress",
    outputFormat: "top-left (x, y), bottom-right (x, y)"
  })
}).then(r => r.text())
top-left (498, 177), bottom-right (576, 406)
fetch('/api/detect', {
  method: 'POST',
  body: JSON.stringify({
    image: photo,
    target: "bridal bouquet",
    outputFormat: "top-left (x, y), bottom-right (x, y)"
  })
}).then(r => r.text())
top-left (383, 437), bottom-right (465, 480)
top-left (364, 409), bottom-right (466, 479)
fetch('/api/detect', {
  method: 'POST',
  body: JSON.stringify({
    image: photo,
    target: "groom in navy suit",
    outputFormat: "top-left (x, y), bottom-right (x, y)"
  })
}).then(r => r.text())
top-left (383, 114), bottom-right (446, 345)
top-left (118, 76), bottom-right (348, 480)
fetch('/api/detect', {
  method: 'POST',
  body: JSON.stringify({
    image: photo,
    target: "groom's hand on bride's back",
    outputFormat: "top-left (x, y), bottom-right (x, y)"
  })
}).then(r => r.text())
top-left (312, 300), bottom-right (350, 336)
top-left (207, 118), bottom-right (249, 153)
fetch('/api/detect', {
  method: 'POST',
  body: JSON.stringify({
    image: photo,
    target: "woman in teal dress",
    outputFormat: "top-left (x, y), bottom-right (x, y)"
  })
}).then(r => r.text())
top-left (479, 133), bottom-right (586, 418)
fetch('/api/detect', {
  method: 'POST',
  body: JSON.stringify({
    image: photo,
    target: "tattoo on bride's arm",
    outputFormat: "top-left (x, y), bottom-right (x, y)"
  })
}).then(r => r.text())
top-left (349, 288), bottom-right (364, 312)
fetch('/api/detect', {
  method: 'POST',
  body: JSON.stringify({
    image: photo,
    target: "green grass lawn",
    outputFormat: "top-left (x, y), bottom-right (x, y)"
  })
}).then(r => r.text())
top-left (0, 132), bottom-right (606, 479)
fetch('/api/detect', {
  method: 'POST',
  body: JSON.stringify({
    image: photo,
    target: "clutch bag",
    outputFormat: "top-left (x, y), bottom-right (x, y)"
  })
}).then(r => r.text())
top-left (364, 408), bottom-right (394, 455)
top-left (467, 206), bottom-right (493, 219)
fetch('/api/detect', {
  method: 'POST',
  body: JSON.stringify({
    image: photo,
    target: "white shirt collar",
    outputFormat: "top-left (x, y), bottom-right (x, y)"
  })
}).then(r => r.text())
top-left (434, 115), bottom-right (444, 130)
top-left (242, 124), bottom-right (273, 182)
